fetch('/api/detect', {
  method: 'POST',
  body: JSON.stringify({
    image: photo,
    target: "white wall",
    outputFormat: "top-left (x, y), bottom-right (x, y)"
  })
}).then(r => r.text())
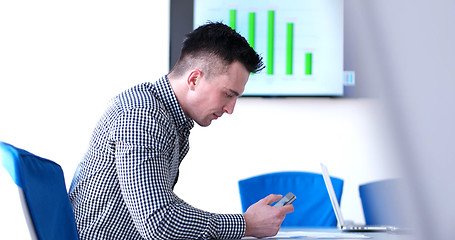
top-left (0, 0), bottom-right (170, 178)
top-left (0, 1), bottom-right (405, 239)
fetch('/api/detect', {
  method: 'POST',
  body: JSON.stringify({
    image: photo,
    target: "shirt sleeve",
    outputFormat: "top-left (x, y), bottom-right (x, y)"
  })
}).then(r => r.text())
top-left (111, 107), bottom-right (246, 239)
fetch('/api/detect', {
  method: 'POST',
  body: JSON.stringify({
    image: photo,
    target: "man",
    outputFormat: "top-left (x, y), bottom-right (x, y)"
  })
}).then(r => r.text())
top-left (69, 22), bottom-right (293, 239)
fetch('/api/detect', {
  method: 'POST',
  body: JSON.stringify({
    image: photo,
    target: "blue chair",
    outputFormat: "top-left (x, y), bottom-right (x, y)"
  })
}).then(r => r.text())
top-left (238, 171), bottom-right (344, 227)
top-left (0, 142), bottom-right (79, 240)
top-left (359, 179), bottom-right (407, 227)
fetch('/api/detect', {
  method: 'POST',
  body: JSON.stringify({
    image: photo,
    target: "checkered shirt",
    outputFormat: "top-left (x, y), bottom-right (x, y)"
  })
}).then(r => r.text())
top-left (69, 76), bottom-right (246, 239)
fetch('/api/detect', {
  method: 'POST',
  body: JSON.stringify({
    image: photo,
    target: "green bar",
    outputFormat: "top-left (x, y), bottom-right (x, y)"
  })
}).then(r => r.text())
top-left (305, 53), bottom-right (312, 75)
top-left (286, 23), bottom-right (294, 75)
top-left (248, 12), bottom-right (256, 50)
top-left (267, 10), bottom-right (275, 75)
top-left (229, 9), bottom-right (236, 30)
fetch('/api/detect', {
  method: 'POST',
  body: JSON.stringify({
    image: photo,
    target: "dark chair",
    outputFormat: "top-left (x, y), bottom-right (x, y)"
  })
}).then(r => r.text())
top-left (359, 179), bottom-right (407, 227)
top-left (238, 171), bottom-right (344, 227)
top-left (0, 142), bottom-right (79, 240)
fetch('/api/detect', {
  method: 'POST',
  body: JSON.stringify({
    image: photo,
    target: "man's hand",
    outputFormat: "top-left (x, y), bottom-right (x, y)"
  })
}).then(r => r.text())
top-left (243, 194), bottom-right (295, 238)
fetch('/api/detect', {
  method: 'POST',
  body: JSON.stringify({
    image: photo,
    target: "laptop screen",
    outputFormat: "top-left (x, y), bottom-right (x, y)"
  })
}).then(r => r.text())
top-left (320, 163), bottom-right (345, 227)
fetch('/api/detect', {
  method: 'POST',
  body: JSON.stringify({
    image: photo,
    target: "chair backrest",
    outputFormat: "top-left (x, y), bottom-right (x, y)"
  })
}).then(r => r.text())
top-left (238, 171), bottom-right (344, 227)
top-left (359, 178), bottom-right (407, 228)
top-left (0, 142), bottom-right (79, 240)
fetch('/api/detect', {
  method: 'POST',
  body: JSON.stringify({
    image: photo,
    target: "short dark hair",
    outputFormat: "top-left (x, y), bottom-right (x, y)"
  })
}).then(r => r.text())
top-left (170, 22), bottom-right (264, 76)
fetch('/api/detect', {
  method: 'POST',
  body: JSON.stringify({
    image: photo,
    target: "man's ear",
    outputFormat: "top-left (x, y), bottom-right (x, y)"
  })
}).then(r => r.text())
top-left (187, 69), bottom-right (203, 91)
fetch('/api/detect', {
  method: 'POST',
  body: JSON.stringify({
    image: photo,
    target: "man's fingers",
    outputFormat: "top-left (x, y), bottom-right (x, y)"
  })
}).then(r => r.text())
top-left (280, 204), bottom-right (294, 214)
top-left (261, 194), bottom-right (283, 205)
top-left (243, 194), bottom-right (295, 238)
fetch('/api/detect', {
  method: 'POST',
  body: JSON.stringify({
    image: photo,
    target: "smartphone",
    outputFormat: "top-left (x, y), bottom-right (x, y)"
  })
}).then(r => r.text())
top-left (272, 192), bottom-right (296, 207)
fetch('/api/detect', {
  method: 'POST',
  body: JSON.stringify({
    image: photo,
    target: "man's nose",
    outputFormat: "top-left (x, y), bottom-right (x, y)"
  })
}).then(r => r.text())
top-left (223, 98), bottom-right (237, 115)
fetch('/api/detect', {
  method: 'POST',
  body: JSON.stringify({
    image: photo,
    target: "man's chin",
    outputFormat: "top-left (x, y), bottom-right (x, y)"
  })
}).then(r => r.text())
top-left (195, 119), bottom-right (212, 127)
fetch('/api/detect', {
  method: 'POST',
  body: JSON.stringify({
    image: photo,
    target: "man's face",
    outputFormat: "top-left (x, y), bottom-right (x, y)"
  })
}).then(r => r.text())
top-left (186, 61), bottom-right (250, 127)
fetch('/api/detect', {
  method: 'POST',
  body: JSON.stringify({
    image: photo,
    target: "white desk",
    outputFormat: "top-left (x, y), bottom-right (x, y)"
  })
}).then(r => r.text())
top-left (242, 228), bottom-right (413, 240)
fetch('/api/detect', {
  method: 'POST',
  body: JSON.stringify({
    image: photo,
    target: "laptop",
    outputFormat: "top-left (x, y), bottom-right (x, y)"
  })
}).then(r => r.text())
top-left (320, 163), bottom-right (389, 232)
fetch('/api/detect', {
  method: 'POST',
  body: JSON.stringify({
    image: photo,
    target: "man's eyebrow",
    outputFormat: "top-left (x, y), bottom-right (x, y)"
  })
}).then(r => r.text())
top-left (228, 89), bottom-right (240, 96)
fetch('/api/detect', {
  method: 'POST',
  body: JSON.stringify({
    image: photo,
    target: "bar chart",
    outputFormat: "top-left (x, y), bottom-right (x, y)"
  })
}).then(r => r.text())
top-left (194, 0), bottom-right (343, 96)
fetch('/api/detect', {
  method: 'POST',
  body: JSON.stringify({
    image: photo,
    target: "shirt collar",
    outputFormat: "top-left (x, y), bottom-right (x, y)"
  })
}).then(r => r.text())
top-left (155, 75), bottom-right (194, 132)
